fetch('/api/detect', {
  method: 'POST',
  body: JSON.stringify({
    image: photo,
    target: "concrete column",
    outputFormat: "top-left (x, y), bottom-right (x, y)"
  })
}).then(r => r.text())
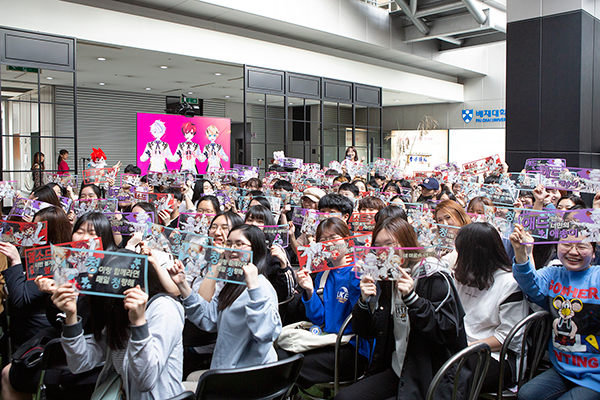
top-left (505, 0), bottom-right (600, 169)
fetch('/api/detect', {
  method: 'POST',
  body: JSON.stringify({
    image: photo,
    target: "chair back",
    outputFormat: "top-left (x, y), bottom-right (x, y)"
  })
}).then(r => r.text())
top-left (495, 310), bottom-right (551, 398)
top-left (426, 342), bottom-right (491, 400)
top-left (195, 353), bottom-right (304, 400)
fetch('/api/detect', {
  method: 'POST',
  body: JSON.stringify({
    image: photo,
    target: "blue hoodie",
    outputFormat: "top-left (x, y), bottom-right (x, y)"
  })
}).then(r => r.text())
top-left (513, 258), bottom-right (600, 393)
top-left (303, 265), bottom-right (371, 359)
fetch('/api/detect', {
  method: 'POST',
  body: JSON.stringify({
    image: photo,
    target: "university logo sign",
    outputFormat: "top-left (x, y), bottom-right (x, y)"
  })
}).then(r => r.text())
top-left (462, 109), bottom-right (473, 124)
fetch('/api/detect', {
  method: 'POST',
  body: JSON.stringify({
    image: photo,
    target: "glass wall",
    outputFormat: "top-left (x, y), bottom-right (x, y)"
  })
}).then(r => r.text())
top-left (244, 67), bottom-right (382, 175)
top-left (1, 68), bottom-right (76, 191)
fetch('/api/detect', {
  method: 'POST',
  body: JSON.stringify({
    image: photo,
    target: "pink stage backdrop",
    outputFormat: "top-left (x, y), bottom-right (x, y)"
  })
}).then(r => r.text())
top-left (136, 113), bottom-right (231, 175)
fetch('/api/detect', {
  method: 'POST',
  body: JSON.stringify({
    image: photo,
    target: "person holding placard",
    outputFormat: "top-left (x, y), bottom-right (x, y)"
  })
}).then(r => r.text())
top-left (335, 217), bottom-right (466, 400)
top-left (510, 225), bottom-right (600, 400)
top-left (454, 223), bottom-right (528, 392)
top-left (50, 253), bottom-right (186, 400)
top-left (169, 224), bottom-right (281, 381)
top-left (284, 218), bottom-right (368, 389)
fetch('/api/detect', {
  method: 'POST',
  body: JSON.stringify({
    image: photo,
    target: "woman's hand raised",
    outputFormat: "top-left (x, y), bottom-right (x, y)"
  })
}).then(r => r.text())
top-left (123, 285), bottom-right (148, 326)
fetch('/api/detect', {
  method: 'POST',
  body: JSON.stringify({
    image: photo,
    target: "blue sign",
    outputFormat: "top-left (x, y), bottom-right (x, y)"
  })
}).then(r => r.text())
top-left (462, 108), bottom-right (506, 124)
top-left (462, 109), bottom-right (473, 124)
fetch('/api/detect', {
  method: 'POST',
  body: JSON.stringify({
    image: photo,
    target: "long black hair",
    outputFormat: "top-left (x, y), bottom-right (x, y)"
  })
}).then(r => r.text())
top-left (454, 222), bottom-right (511, 290)
top-left (89, 250), bottom-right (168, 350)
top-left (31, 185), bottom-right (61, 207)
top-left (217, 225), bottom-right (268, 312)
top-left (196, 195), bottom-right (220, 214)
top-left (192, 179), bottom-right (215, 205)
top-left (72, 212), bottom-right (117, 251)
top-left (245, 205), bottom-right (277, 246)
top-left (79, 183), bottom-right (102, 199)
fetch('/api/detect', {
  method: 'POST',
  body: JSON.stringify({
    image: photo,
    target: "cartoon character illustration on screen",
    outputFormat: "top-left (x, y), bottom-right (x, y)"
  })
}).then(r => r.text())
top-left (140, 120), bottom-right (174, 173)
top-left (199, 125), bottom-right (229, 173)
top-left (14, 223), bottom-right (45, 247)
top-left (173, 122), bottom-right (202, 173)
top-left (87, 148), bottom-right (107, 169)
top-left (552, 295), bottom-right (583, 347)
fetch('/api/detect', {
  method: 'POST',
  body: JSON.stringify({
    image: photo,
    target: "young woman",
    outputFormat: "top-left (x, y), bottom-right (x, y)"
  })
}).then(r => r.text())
top-left (185, 211), bottom-right (244, 293)
top-left (168, 225), bottom-right (281, 372)
top-left (29, 185), bottom-right (62, 208)
top-left (0, 207), bottom-right (79, 400)
top-left (191, 179), bottom-right (215, 206)
top-left (510, 225), bottom-right (600, 399)
top-left (434, 200), bottom-right (472, 269)
top-left (57, 149), bottom-right (69, 175)
top-left (51, 254), bottom-right (186, 400)
top-left (31, 152), bottom-right (45, 189)
top-left (244, 205), bottom-right (295, 304)
top-left (284, 218), bottom-right (368, 389)
top-left (78, 183), bottom-right (102, 200)
top-left (195, 195), bottom-right (220, 215)
top-left (454, 223), bottom-right (528, 392)
top-left (335, 216), bottom-right (467, 400)
top-left (557, 194), bottom-right (587, 211)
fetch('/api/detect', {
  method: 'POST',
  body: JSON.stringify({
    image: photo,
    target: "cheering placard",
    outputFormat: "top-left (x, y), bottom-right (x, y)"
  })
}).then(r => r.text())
top-left (25, 237), bottom-right (102, 280)
top-left (349, 212), bottom-right (377, 232)
top-left (178, 213), bottom-right (215, 236)
top-left (0, 220), bottom-right (47, 246)
top-left (524, 158), bottom-right (566, 172)
top-left (353, 246), bottom-right (437, 280)
top-left (462, 154), bottom-right (502, 175)
top-left (263, 225), bottom-right (289, 248)
top-left (147, 193), bottom-right (175, 213)
top-left (106, 212), bottom-right (155, 234)
top-left (518, 208), bottom-right (600, 244)
top-left (107, 186), bottom-right (136, 202)
top-left (298, 233), bottom-right (370, 273)
top-left (52, 246), bottom-right (148, 298)
top-left (0, 181), bottom-right (17, 200)
top-left (46, 173), bottom-right (77, 188)
top-left (8, 198), bottom-right (53, 219)
top-left (203, 245), bottom-right (253, 285)
top-left (121, 174), bottom-right (142, 187)
top-left (72, 199), bottom-right (118, 218)
top-left (82, 167), bottom-right (118, 185)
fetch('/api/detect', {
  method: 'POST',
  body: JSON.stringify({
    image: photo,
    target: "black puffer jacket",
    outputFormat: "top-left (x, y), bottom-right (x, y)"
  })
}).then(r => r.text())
top-left (352, 270), bottom-right (468, 400)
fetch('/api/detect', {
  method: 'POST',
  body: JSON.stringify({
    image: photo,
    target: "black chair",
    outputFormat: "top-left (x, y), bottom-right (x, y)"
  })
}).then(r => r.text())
top-left (480, 310), bottom-right (551, 400)
top-left (191, 353), bottom-right (304, 400)
top-left (426, 342), bottom-right (491, 400)
top-left (298, 314), bottom-right (363, 399)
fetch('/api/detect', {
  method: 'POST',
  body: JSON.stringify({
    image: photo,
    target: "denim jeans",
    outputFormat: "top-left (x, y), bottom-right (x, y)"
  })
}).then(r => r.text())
top-left (518, 368), bottom-right (600, 400)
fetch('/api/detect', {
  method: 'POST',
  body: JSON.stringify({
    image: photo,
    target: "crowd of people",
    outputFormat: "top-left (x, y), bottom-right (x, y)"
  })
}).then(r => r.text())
top-left (0, 146), bottom-right (598, 400)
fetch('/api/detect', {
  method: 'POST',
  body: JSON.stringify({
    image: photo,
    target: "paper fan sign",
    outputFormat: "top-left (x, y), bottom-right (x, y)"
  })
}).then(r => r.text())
top-left (52, 246), bottom-right (148, 298)
top-left (353, 246), bottom-right (437, 281)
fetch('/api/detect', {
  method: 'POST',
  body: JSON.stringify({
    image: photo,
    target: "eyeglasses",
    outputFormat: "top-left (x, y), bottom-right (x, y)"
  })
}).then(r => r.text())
top-left (209, 224), bottom-right (230, 234)
top-left (558, 243), bottom-right (593, 253)
top-left (225, 241), bottom-right (252, 250)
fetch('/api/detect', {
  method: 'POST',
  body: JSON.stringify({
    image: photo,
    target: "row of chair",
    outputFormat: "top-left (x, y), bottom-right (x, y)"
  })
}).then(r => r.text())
top-left (32, 310), bottom-right (551, 400)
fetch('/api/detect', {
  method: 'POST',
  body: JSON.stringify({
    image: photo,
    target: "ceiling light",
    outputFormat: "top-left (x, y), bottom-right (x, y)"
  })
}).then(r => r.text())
top-left (394, 99), bottom-right (400, 102)
top-left (46, 77), bottom-right (53, 80)
top-left (188, 92), bottom-right (193, 95)
top-left (97, 57), bottom-right (106, 61)
top-left (225, 95), bottom-right (230, 98)
top-left (258, 99), bottom-right (263, 102)
top-left (99, 82), bottom-right (105, 86)
top-left (289, 102), bottom-right (293, 105)
top-left (160, 66), bottom-right (168, 69)
top-left (145, 87), bottom-right (151, 91)
top-left (214, 73), bottom-right (222, 76)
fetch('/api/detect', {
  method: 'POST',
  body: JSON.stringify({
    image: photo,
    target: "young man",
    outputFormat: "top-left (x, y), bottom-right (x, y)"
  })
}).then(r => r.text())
top-left (318, 193), bottom-right (354, 223)
top-left (338, 183), bottom-right (359, 200)
top-left (417, 177), bottom-right (439, 202)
